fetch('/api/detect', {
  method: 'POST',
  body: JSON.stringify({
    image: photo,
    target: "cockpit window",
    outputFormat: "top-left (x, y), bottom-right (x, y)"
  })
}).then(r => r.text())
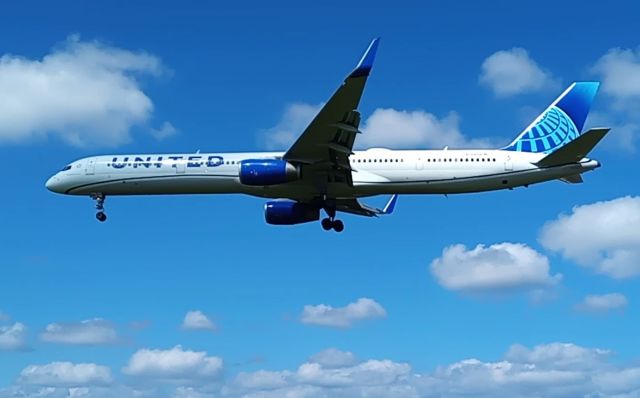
top-left (61, 165), bottom-right (72, 171)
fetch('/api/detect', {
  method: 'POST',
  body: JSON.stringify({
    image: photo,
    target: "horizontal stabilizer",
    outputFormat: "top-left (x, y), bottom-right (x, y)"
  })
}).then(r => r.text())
top-left (536, 128), bottom-right (610, 168)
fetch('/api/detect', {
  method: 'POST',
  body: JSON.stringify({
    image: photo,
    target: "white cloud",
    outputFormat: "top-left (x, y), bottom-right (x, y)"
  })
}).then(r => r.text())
top-left (122, 345), bottom-right (223, 383)
top-left (575, 293), bottom-right (628, 313)
top-left (6, 343), bottom-right (640, 397)
top-left (0, 35), bottom-right (170, 147)
top-left (232, 370), bottom-right (292, 391)
top-left (260, 103), bottom-right (322, 150)
top-left (589, 47), bottom-right (640, 151)
top-left (360, 108), bottom-right (493, 149)
top-left (181, 310), bottom-right (216, 331)
top-left (225, 342), bottom-right (640, 398)
top-left (592, 47), bottom-right (640, 101)
top-left (150, 121), bottom-right (178, 140)
top-left (40, 318), bottom-right (118, 345)
top-left (539, 196), bottom-right (640, 279)
top-left (18, 362), bottom-right (112, 387)
top-left (300, 298), bottom-right (386, 328)
top-left (309, 348), bottom-right (358, 369)
top-left (261, 104), bottom-right (494, 150)
top-left (430, 242), bottom-right (561, 293)
top-left (297, 359), bottom-right (411, 388)
top-left (479, 47), bottom-right (559, 97)
top-left (0, 322), bottom-right (27, 351)
top-left (505, 342), bottom-right (610, 371)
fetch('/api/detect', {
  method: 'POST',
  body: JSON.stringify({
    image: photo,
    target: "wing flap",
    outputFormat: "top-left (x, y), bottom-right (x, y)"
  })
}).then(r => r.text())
top-left (559, 174), bottom-right (584, 184)
top-left (335, 195), bottom-right (398, 217)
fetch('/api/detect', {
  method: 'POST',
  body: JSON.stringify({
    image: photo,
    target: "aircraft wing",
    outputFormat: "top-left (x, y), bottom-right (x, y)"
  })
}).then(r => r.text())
top-left (335, 194), bottom-right (398, 217)
top-left (283, 38), bottom-right (380, 190)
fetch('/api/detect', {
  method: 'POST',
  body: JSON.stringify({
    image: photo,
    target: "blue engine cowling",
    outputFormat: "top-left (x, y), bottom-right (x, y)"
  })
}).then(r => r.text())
top-left (239, 159), bottom-right (299, 186)
top-left (264, 201), bottom-right (320, 225)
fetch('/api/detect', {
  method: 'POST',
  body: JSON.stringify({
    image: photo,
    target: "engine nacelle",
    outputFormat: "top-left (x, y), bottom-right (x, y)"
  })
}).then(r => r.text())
top-left (239, 159), bottom-right (299, 186)
top-left (264, 201), bottom-right (320, 225)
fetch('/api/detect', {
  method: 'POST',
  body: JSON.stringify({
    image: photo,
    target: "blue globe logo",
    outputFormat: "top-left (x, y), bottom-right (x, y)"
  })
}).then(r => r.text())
top-left (515, 107), bottom-right (579, 153)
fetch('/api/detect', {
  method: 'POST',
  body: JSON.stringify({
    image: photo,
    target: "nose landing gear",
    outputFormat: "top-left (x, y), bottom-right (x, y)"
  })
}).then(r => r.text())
top-left (90, 193), bottom-right (107, 222)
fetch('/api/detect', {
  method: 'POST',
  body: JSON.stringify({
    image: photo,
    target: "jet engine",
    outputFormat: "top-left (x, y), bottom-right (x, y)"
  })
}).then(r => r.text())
top-left (239, 159), bottom-right (299, 186)
top-left (264, 201), bottom-right (319, 225)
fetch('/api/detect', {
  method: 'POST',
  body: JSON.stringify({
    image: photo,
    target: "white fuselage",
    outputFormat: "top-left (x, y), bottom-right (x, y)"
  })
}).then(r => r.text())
top-left (45, 147), bottom-right (600, 200)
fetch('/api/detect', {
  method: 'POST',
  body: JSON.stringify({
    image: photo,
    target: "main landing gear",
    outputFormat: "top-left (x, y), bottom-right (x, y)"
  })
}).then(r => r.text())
top-left (321, 217), bottom-right (344, 232)
top-left (90, 193), bottom-right (107, 222)
top-left (320, 206), bottom-right (344, 232)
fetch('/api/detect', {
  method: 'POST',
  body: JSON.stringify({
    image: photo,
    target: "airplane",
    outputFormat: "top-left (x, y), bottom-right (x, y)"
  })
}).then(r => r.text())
top-left (46, 38), bottom-right (610, 232)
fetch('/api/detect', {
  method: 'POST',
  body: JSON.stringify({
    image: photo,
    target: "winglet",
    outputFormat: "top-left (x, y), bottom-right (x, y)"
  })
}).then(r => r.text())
top-left (350, 38), bottom-right (380, 78)
top-left (382, 194), bottom-right (398, 215)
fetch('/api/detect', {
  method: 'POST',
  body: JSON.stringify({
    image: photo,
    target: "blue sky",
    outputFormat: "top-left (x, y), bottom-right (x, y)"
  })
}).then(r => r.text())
top-left (1, 1), bottom-right (639, 397)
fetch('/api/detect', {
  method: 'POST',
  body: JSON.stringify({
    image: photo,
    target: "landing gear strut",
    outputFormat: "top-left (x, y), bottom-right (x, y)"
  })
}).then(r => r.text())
top-left (321, 207), bottom-right (344, 232)
top-left (90, 193), bottom-right (107, 222)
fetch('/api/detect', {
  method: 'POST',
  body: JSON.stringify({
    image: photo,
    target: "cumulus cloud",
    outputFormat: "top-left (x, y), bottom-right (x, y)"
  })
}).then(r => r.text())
top-left (592, 47), bottom-right (640, 102)
top-left (430, 242), bottom-right (561, 294)
top-left (505, 342), bottom-right (611, 371)
top-left (40, 318), bottom-right (118, 345)
top-left (261, 103), bottom-right (495, 151)
top-left (6, 343), bottom-right (640, 397)
top-left (0, 35), bottom-right (171, 147)
top-left (225, 343), bottom-right (640, 398)
top-left (575, 293), bottom-right (628, 313)
top-left (539, 196), bottom-right (640, 279)
top-left (122, 345), bottom-right (223, 383)
top-left (300, 298), bottom-right (387, 328)
top-left (589, 47), bottom-right (640, 151)
top-left (150, 121), bottom-right (178, 140)
top-left (260, 103), bottom-right (322, 150)
top-left (232, 370), bottom-right (292, 391)
top-left (360, 108), bottom-right (493, 149)
top-left (181, 310), bottom-right (216, 331)
top-left (309, 348), bottom-right (358, 368)
top-left (0, 322), bottom-right (27, 351)
top-left (18, 362), bottom-right (112, 387)
top-left (479, 47), bottom-right (559, 97)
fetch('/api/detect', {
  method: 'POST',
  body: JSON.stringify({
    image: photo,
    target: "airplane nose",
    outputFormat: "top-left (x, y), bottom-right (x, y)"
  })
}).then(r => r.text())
top-left (45, 175), bottom-right (63, 193)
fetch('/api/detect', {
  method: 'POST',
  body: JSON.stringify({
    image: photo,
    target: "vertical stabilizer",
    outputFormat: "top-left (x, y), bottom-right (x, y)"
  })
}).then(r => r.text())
top-left (504, 82), bottom-right (599, 153)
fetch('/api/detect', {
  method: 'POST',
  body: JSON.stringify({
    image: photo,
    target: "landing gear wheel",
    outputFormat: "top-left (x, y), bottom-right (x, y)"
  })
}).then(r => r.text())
top-left (90, 193), bottom-right (107, 223)
top-left (332, 220), bottom-right (344, 232)
top-left (321, 218), bottom-right (333, 231)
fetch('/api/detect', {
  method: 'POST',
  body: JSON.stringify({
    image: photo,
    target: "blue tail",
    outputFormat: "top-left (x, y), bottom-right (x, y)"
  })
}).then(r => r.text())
top-left (503, 82), bottom-right (600, 153)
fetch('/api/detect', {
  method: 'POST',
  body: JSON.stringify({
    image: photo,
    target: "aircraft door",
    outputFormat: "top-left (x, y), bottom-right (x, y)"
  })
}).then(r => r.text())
top-left (85, 159), bottom-right (95, 175)
top-left (416, 157), bottom-right (424, 170)
top-left (504, 155), bottom-right (513, 171)
top-left (175, 160), bottom-right (186, 174)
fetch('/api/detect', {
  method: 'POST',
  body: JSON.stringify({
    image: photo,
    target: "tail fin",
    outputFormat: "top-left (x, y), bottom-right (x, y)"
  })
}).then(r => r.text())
top-left (503, 82), bottom-right (600, 154)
